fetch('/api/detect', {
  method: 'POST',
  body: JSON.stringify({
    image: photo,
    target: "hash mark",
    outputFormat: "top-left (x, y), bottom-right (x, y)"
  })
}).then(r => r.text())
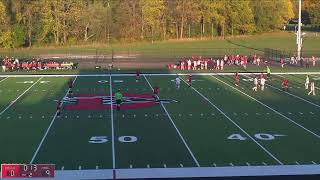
top-left (189, 114), bottom-right (193, 116)
top-left (147, 164), bottom-right (150, 168)
top-left (230, 163), bottom-right (234, 166)
top-left (211, 113), bottom-right (215, 116)
top-left (212, 163), bottom-right (216, 167)
top-left (246, 162), bottom-right (251, 166)
top-left (266, 113), bottom-right (270, 115)
top-left (262, 162), bottom-right (267, 166)
top-left (163, 164), bottom-right (167, 168)
top-left (180, 164), bottom-right (184, 167)
top-left (312, 161), bottom-right (317, 165)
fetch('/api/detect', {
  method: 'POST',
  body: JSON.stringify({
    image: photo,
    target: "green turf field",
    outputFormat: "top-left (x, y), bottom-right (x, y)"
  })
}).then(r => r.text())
top-left (1, 72), bottom-right (320, 179)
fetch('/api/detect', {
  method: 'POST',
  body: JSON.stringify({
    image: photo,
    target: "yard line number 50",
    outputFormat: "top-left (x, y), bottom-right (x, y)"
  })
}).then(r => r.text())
top-left (89, 136), bottom-right (138, 144)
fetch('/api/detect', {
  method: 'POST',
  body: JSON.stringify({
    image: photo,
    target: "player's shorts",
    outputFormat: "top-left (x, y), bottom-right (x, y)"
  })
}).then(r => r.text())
top-left (116, 99), bottom-right (122, 105)
top-left (267, 73), bottom-right (270, 77)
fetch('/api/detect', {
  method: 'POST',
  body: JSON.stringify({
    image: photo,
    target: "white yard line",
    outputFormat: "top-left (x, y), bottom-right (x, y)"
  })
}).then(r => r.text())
top-left (0, 77), bottom-right (43, 116)
top-left (243, 74), bottom-right (320, 109)
top-left (109, 75), bottom-right (116, 169)
top-left (144, 75), bottom-right (200, 167)
top-left (179, 77), bottom-right (283, 165)
top-left (0, 77), bottom-right (8, 83)
top-left (30, 76), bottom-right (78, 164)
top-left (212, 75), bottom-right (320, 139)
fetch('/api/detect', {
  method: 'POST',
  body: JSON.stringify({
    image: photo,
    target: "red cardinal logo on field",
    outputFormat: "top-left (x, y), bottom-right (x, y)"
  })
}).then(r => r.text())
top-left (63, 94), bottom-right (177, 110)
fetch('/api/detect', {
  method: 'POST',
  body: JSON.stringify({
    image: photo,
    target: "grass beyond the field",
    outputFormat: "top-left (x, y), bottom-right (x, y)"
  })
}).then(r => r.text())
top-left (1, 32), bottom-right (320, 59)
top-left (1, 72), bottom-right (320, 174)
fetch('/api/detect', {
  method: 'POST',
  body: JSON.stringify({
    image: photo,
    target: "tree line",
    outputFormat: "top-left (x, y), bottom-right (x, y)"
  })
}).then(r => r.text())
top-left (0, 0), bottom-right (319, 48)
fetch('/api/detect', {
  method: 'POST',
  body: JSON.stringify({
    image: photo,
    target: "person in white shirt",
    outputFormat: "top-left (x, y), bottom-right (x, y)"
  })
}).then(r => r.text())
top-left (220, 59), bottom-right (224, 70)
top-left (193, 60), bottom-right (197, 70)
top-left (216, 59), bottom-right (220, 70)
top-left (305, 75), bottom-right (309, 89)
top-left (204, 60), bottom-right (208, 70)
top-left (252, 77), bottom-right (258, 91)
top-left (175, 77), bottom-right (181, 89)
top-left (260, 77), bottom-right (266, 91)
top-left (308, 81), bottom-right (315, 96)
top-left (187, 59), bottom-right (191, 70)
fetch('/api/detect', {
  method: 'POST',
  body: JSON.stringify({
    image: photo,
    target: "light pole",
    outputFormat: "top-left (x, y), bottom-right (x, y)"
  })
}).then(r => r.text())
top-left (297, 0), bottom-right (302, 61)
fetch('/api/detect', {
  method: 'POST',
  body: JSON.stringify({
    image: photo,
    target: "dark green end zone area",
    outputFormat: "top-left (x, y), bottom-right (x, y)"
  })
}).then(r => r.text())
top-left (0, 73), bottom-right (320, 177)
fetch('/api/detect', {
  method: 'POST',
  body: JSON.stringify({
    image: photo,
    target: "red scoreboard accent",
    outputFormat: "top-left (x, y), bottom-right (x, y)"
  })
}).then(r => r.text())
top-left (1, 164), bottom-right (55, 178)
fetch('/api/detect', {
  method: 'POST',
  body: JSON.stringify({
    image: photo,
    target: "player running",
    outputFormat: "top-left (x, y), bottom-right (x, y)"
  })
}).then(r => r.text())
top-left (252, 77), bottom-right (258, 91)
top-left (135, 70), bottom-right (141, 82)
top-left (235, 72), bottom-right (239, 86)
top-left (115, 89), bottom-right (123, 110)
top-left (308, 81), bottom-right (316, 96)
top-left (175, 76), bottom-right (181, 89)
top-left (282, 79), bottom-right (289, 91)
top-left (260, 76), bottom-right (266, 91)
top-left (305, 75), bottom-right (310, 89)
top-left (188, 74), bottom-right (192, 87)
top-left (56, 100), bottom-right (62, 117)
top-left (67, 79), bottom-right (73, 97)
top-left (153, 85), bottom-right (159, 100)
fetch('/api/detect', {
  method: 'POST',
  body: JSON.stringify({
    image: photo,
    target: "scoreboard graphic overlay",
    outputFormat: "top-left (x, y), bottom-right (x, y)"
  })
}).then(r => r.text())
top-left (1, 164), bottom-right (54, 178)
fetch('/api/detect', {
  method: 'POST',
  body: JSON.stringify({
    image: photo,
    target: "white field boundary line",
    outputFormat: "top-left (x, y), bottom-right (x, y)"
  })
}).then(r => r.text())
top-left (179, 77), bottom-right (283, 165)
top-left (243, 74), bottom-right (320, 109)
top-left (109, 75), bottom-right (116, 169)
top-left (212, 75), bottom-right (320, 139)
top-left (1, 72), bottom-right (320, 78)
top-left (0, 77), bottom-right (8, 83)
top-left (11, 165), bottom-right (318, 180)
top-left (30, 76), bottom-right (78, 164)
top-left (0, 77), bottom-right (43, 116)
top-left (144, 75), bottom-right (200, 167)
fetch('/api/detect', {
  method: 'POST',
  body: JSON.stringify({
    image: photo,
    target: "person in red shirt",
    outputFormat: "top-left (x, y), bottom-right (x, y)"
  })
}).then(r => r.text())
top-left (235, 72), bottom-right (239, 86)
top-left (260, 72), bottom-right (264, 80)
top-left (153, 85), bottom-right (159, 100)
top-left (188, 74), bottom-right (192, 87)
top-left (282, 79), bottom-right (289, 91)
top-left (280, 58), bottom-right (285, 68)
top-left (56, 100), bottom-right (62, 117)
top-left (136, 70), bottom-right (141, 82)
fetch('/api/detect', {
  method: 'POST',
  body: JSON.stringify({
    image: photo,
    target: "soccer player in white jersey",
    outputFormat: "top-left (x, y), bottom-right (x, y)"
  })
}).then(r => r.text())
top-left (175, 77), bottom-right (181, 89)
top-left (252, 77), bottom-right (258, 91)
top-left (260, 77), bottom-right (266, 91)
top-left (308, 81), bottom-right (315, 96)
top-left (305, 75), bottom-right (310, 89)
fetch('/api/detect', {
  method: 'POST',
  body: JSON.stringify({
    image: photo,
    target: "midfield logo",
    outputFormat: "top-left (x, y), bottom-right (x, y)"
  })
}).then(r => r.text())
top-left (63, 94), bottom-right (178, 110)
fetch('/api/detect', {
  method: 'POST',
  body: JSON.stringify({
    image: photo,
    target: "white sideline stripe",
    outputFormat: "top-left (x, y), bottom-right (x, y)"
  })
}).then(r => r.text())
top-left (244, 74), bottom-right (320, 109)
top-left (1, 72), bottom-right (320, 78)
top-left (144, 75), bottom-right (200, 167)
top-left (0, 77), bottom-right (8, 83)
top-left (180, 77), bottom-right (283, 165)
top-left (0, 77), bottom-right (43, 116)
top-left (109, 75), bottom-right (116, 169)
top-left (20, 165), bottom-right (320, 180)
top-left (30, 76), bottom-right (78, 164)
top-left (212, 75), bottom-right (320, 138)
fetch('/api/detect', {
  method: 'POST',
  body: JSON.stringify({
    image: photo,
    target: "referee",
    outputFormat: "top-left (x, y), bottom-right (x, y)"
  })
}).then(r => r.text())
top-left (115, 89), bottom-right (123, 110)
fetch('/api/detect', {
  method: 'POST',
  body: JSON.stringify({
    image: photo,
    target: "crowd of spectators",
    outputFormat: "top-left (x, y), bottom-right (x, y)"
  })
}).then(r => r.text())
top-left (1, 56), bottom-right (77, 72)
top-left (167, 54), bottom-right (265, 70)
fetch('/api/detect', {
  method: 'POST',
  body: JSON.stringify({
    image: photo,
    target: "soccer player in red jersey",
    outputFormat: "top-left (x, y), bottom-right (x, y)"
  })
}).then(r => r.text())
top-left (136, 70), bottom-right (141, 82)
top-left (153, 85), bottom-right (159, 100)
top-left (56, 100), bottom-right (62, 117)
top-left (282, 79), bottom-right (289, 91)
top-left (188, 74), bottom-right (192, 87)
top-left (235, 72), bottom-right (239, 86)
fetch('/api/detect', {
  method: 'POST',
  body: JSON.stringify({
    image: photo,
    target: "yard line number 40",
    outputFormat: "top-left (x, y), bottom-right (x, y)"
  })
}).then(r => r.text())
top-left (228, 133), bottom-right (286, 141)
